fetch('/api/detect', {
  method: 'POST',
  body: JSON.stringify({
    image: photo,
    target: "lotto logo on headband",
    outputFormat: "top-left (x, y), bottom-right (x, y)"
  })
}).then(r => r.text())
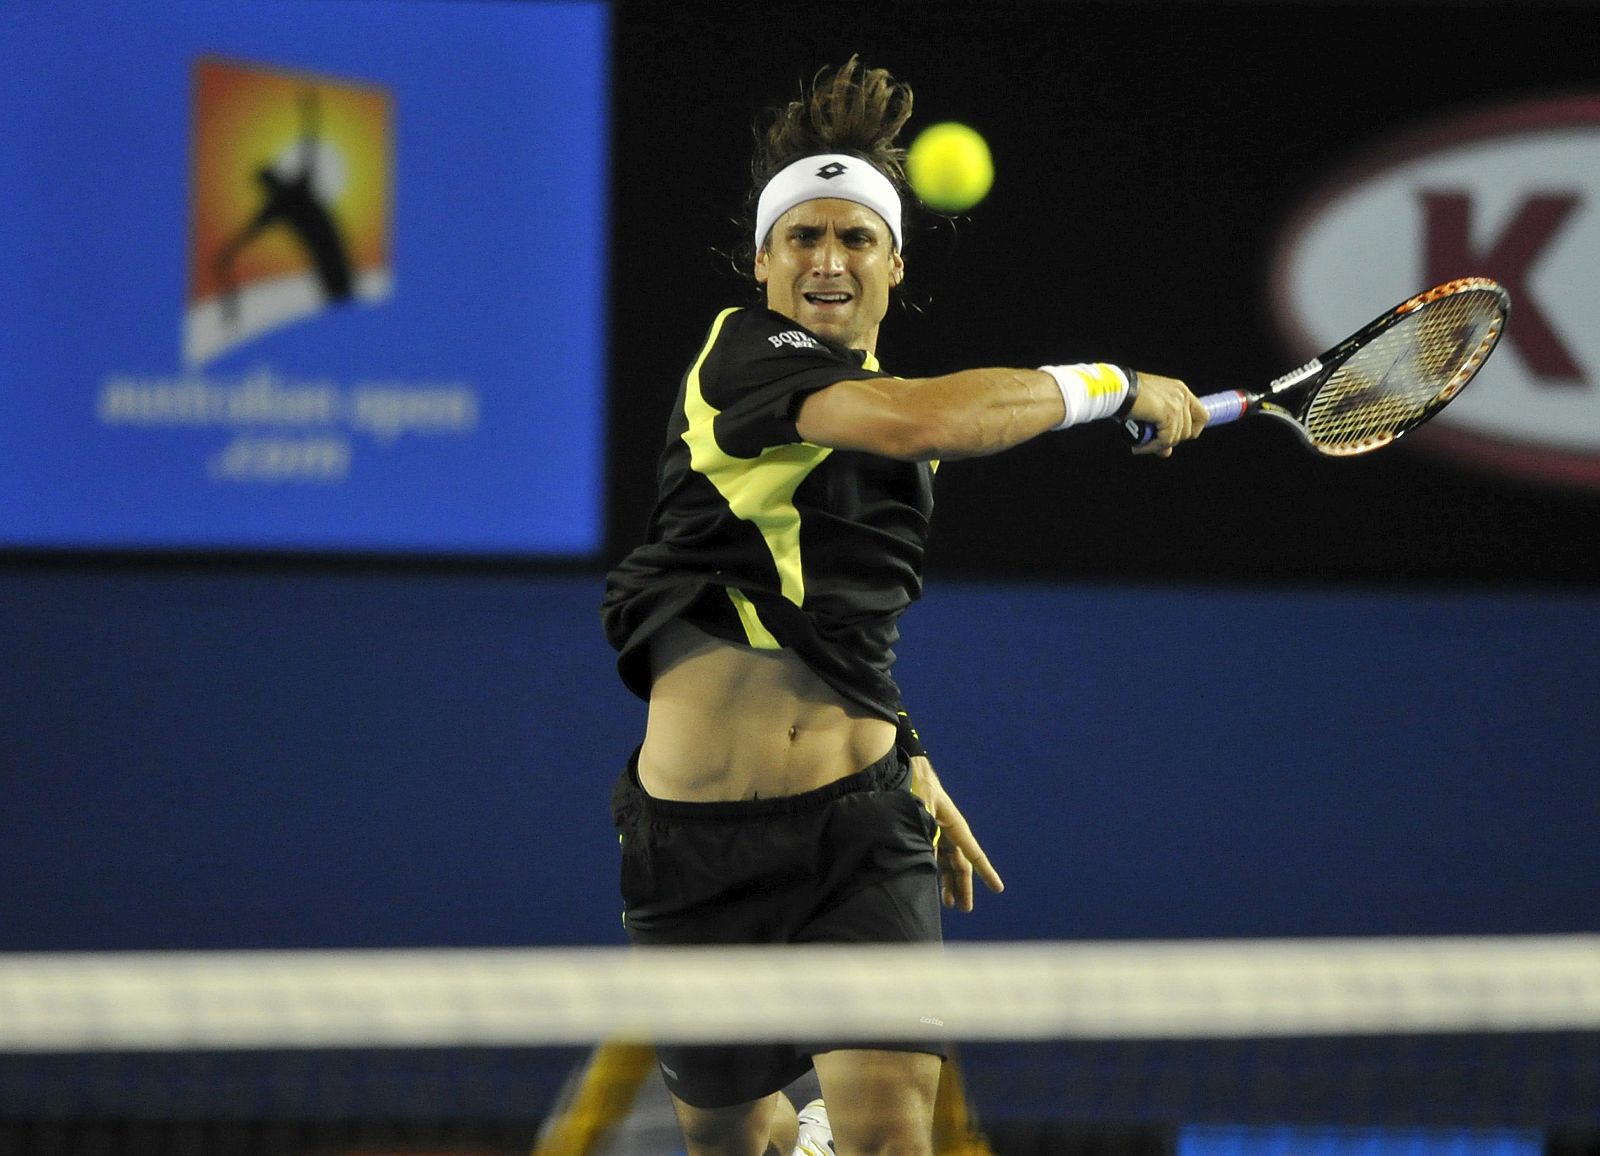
top-left (186, 57), bottom-right (394, 367)
top-left (754, 153), bottom-right (905, 253)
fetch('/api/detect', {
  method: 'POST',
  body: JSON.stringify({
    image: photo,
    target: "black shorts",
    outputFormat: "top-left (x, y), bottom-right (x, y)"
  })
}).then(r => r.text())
top-left (609, 746), bottom-right (946, 1108)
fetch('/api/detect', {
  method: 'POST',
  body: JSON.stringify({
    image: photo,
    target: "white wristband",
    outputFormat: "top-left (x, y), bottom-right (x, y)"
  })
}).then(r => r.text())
top-left (1041, 364), bottom-right (1131, 430)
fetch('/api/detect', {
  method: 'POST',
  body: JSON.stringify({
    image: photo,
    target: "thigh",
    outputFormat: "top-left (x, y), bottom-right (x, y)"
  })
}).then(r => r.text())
top-left (668, 1088), bottom-right (793, 1156)
top-left (812, 1048), bottom-right (941, 1156)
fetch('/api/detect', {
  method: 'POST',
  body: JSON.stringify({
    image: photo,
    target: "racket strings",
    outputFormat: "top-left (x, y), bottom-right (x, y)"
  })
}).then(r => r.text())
top-left (1305, 290), bottom-right (1504, 453)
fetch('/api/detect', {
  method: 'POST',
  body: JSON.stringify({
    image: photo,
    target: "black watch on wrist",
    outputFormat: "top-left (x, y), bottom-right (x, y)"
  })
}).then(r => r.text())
top-left (1112, 367), bottom-right (1140, 421)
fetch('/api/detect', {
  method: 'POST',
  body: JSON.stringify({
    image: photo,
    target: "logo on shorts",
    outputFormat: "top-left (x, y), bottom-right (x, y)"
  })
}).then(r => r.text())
top-left (816, 161), bottom-right (848, 180)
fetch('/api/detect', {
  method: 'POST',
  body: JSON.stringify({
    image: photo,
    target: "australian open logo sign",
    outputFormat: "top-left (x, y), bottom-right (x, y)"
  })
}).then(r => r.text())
top-left (187, 57), bottom-right (394, 367)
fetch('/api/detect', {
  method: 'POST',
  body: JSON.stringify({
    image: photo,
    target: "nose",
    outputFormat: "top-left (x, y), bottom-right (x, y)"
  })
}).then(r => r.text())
top-left (812, 234), bottom-right (847, 274)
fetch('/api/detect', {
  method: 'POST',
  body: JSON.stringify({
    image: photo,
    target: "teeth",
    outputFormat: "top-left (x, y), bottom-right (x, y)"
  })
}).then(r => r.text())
top-left (807, 294), bottom-right (849, 303)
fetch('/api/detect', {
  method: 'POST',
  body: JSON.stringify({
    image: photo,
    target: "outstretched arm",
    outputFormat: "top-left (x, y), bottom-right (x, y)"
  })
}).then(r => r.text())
top-left (796, 366), bottom-right (1206, 460)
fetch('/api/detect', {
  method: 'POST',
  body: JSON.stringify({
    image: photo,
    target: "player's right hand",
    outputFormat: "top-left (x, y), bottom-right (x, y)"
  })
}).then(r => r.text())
top-left (1127, 372), bottom-right (1207, 457)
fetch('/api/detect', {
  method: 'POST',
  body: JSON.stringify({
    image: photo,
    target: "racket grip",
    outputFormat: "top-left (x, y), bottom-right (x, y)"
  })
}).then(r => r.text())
top-left (1123, 390), bottom-right (1251, 446)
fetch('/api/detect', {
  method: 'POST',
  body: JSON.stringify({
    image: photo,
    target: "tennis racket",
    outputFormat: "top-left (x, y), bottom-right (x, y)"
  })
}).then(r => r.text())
top-left (1124, 277), bottom-right (1510, 455)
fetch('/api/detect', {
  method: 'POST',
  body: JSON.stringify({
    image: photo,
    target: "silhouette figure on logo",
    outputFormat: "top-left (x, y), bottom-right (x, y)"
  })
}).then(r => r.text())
top-left (215, 88), bottom-right (353, 323)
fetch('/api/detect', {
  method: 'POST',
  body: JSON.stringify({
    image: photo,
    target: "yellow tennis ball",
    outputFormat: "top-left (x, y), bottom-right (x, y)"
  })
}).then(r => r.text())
top-left (907, 122), bottom-right (994, 213)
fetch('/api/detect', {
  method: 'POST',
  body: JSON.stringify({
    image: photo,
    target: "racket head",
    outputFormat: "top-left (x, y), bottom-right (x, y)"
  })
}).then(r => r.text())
top-left (1269, 277), bottom-right (1510, 455)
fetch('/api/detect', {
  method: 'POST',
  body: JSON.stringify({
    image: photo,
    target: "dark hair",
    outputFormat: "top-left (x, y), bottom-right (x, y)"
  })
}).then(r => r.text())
top-left (734, 56), bottom-right (915, 270)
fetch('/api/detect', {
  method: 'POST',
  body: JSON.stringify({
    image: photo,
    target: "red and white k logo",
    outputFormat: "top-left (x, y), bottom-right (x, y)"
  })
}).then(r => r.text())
top-left (1274, 94), bottom-right (1600, 488)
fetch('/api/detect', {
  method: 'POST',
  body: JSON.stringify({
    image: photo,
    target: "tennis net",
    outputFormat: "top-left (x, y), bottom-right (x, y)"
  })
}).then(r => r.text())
top-left (2, 936), bottom-right (1598, 1154)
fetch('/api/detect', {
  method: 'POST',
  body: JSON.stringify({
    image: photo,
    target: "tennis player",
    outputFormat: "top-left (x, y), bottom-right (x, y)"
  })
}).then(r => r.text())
top-left (602, 58), bottom-right (1207, 1156)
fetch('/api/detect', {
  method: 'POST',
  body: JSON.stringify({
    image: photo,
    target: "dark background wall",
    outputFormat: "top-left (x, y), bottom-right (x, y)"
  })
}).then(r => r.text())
top-left (608, 0), bottom-right (1600, 584)
top-left (4, 0), bottom-right (1598, 953)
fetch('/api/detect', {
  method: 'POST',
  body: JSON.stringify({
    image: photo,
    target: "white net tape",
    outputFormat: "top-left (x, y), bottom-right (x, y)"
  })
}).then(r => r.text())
top-left (3, 936), bottom-right (1597, 1052)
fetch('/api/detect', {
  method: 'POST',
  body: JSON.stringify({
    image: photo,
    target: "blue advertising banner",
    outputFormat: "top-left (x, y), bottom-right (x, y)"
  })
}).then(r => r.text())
top-left (1179, 1127), bottom-right (1542, 1156)
top-left (0, 0), bottom-right (608, 555)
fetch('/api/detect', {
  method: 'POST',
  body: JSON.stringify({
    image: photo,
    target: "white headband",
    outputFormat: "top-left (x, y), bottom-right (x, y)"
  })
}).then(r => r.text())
top-left (754, 153), bottom-right (904, 253)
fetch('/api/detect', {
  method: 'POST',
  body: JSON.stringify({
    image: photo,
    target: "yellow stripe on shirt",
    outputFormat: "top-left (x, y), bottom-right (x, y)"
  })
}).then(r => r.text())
top-left (679, 308), bottom-right (834, 609)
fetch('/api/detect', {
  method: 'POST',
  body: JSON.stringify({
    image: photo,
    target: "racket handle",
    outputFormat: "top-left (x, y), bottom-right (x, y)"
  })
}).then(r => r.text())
top-left (1123, 389), bottom-right (1252, 446)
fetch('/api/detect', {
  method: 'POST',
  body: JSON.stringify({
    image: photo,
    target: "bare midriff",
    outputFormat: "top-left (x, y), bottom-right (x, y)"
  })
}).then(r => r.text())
top-left (637, 618), bottom-right (895, 802)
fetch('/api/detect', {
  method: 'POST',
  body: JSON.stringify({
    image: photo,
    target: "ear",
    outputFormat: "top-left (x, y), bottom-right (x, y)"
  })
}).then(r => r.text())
top-left (890, 249), bottom-right (905, 286)
top-left (754, 246), bottom-right (770, 284)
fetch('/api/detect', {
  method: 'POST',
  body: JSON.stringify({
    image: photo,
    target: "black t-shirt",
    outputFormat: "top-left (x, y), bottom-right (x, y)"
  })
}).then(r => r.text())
top-left (601, 306), bottom-right (935, 721)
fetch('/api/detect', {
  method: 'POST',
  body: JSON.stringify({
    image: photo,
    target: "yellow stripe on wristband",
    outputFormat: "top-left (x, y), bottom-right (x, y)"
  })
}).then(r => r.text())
top-left (1042, 363), bottom-right (1130, 428)
top-left (1083, 363), bottom-right (1127, 403)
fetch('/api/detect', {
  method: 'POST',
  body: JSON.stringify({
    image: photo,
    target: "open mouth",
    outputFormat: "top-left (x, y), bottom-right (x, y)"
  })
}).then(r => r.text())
top-left (803, 292), bottom-right (852, 306)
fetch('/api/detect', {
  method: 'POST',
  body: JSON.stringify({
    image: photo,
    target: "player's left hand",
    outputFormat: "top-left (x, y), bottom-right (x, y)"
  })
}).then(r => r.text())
top-left (908, 755), bottom-right (1004, 911)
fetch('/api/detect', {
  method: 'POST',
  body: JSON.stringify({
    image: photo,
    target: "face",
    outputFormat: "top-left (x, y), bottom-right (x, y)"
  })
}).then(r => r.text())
top-left (754, 198), bottom-right (904, 353)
